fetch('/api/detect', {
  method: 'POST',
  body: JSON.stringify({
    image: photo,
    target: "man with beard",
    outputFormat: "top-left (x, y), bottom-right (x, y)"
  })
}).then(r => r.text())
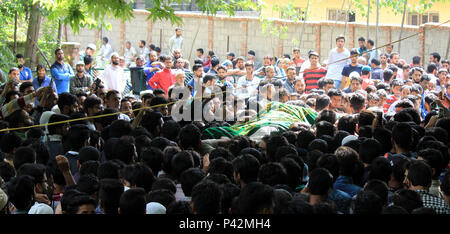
top-left (16, 54), bottom-right (33, 83)
top-left (50, 48), bottom-right (74, 94)
top-left (101, 52), bottom-right (128, 94)
top-left (52, 92), bottom-right (79, 116)
top-left (83, 96), bottom-right (103, 130)
top-left (70, 61), bottom-right (93, 95)
top-left (144, 51), bottom-right (163, 90)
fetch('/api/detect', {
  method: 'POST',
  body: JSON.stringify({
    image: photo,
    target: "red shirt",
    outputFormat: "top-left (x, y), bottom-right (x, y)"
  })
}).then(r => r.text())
top-left (292, 57), bottom-right (305, 67)
top-left (303, 67), bottom-right (327, 93)
top-left (383, 95), bottom-right (398, 113)
top-left (361, 74), bottom-right (374, 90)
top-left (148, 68), bottom-right (175, 94)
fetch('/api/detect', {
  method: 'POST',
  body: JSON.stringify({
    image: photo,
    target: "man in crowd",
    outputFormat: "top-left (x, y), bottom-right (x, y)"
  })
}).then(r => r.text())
top-left (51, 48), bottom-right (74, 94)
top-left (325, 35), bottom-right (350, 89)
top-left (101, 52), bottom-right (128, 94)
top-left (168, 28), bottom-right (183, 55)
top-left (124, 41), bottom-right (137, 67)
top-left (70, 61), bottom-right (93, 95)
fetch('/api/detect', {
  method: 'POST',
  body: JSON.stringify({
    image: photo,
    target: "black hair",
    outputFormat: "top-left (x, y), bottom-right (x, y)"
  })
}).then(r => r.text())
top-left (97, 161), bottom-right (121, 180)
top-left (109, 120), bottom-right (133, 138)
top-left (209, 147), bottom-right (234, 162)
top-left (352, 190), bottom-right (383, 214)
top-left (392, 122), bottom-right (412, 151)
top-left (315, 121), bottom-right (335, 138)
top-left (1, 132), bottom-right (23, 154)
top-left (315, 110), bottom-right (337, 125)
top-left (266, 136), bottom-right (289, 162)
top-left (196, 48), bottom-right (204, 54)
top-left (337, 115), bottom-right (356, 135)
top-left (78, 146), bottom-right (101, 165)
top-left (335, 146), bottom-right (359, 177)
top-left (5, 175), bottom-right (35, 211)
top-left (364, 179), bottom-right (389, 205)
top-left (84, 55), bottom-right (93, 65)
top-left (391, 189), bottom-right (423, 213)
top-left (65, 124), bottom-right (90, 152)
top-left (161, 120), bottom-right (180, 142)
top-left (207, 157), bottom-right (234, 182)
top-left (237, 182), bottom-right (274, 214)
top-left (0, 161), bottom-right (15, 183)
top-left (280, 157), bottom-right (304, 191)
top-left (349, 93), bottom-right (365, 113)
top-left (166, 201), bottom-right (192, 214)
top-left (19, 82), bottom-right (33, 94)
top-left (281, 197), bottom-right (314, 214)
top-left (405, 160), bottom-right (432, 187)
top-left (16, 163), bottom-right (46, 185)
top-left (13, 147), bottom-right (36, 171)
top-left (76, 174), bottom-right (100, 196)
top-left (79, 160), bottom-right (100, 177)
top-left (232, 154), bottom-right (260, 185)
top-left (98, 178), bottom-right (124, 214)
top-left (418, 148), bottom-right (443, 179)
top-left (171, 151), bottom-right (194, 180)
top-left (140, 147), bottom-right (164, 176)
top-left (315, 95), bottom-right (331, 112)
top-left (306, 150), bottom-right (324, 171)
top-left (316, 154), bottom-right (339, 181)
top-left (110, 139), bottom-right (135, 164)
top-left (257, 162), bottom-right (288, 186)
top-left (308, 139), bottom-right (328, 153)
top-left (191, 180), bottom-right (222, 214)
top-left (151, 178), bottom-right (177, 194)
top-left (121, 163), bottom-right (155, 193)
top-left (57, 92), bottom-right (77, 111)
top-left (358, 138), bottom-right (382, 165)
top-left (119, 188), bottom-right (146, 214)
top-left (180, 168), bottom-right (205, 197)
top-left (308, 168), bottom-right (333, 196)
top-left (178, 124), bottom-right (201, 150)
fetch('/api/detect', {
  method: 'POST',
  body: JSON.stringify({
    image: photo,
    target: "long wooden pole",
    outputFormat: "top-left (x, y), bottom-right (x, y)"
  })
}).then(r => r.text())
top-left (398, 0), bottom-right (408, 55)
top-left (376, 0), bottom-right (379, 58)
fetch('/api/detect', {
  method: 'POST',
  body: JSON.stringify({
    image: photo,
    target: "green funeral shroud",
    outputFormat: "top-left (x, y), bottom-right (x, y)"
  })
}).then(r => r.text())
top-left (202, 102), bottom-right (317, 139)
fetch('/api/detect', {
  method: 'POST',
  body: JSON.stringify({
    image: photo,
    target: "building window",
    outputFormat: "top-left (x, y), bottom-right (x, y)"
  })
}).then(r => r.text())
top-left (327, 9), bottom-right (355, 22)
top-left (280, 8), bottom-right (305, 21)
top-left (408, 12), bottom-right (439, 25)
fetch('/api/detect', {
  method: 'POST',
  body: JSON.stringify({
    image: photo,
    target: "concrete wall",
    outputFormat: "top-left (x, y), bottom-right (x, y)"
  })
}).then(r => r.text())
top-left (65, 10), bottom-right (450, 67)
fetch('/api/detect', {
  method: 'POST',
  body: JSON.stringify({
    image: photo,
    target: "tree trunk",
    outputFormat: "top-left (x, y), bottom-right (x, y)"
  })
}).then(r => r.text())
top-left (24, 2), bottom-right (42, 69)
top-left (58, 19), bottom-right (63, 48)
top-left (299, 0), bottom-right (310, 43)
top-left (398, 0), bottom-right (408, 54)
top-left (366, 0), bottom-right (370, 40)
top-left (330, 0), bottom-right (346, 49)
top-left (14, 10), bottom-right (18, 54)
top-left (375, 0), bottom-right (379, 58)
top-left (344, 0), bottom-right (352, 37)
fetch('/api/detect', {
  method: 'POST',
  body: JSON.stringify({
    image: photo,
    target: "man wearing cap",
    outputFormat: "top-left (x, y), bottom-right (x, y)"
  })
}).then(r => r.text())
top-left (100, 52), bottom-right (128, 94)
top-left (247, 50), bottom-right (261, 70)
top-left (80, 43), bottom-right (96, 65)
top-left (361, 65), bottom-right (374, 90)
top-left (70, 61), bottom-right (93, 95)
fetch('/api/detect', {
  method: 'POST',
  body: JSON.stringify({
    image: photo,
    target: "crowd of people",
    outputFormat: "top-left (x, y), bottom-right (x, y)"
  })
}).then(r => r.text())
top-left (0, 26), bottom-right (449, 215)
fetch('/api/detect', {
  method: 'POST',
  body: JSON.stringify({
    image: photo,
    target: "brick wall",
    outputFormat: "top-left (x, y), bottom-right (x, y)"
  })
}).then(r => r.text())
top-left (66, 10), bottom-right (450, 67)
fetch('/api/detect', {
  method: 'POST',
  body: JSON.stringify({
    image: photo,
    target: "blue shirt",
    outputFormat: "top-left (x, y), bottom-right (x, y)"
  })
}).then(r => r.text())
top-left (51, 61), bottom-right (74, 94)
top-left (32, 75), bottom-right (57, 91)
top-left (328, 188), bottom-right (352, 214)
top-left (334, 176), bottom-right (362, 197)
top-left (341, 64), bottom-right (363, 78)
top-left (371, 67), bottom-right (383, 80)
top-left (19, 66), bottom-right (33, 81)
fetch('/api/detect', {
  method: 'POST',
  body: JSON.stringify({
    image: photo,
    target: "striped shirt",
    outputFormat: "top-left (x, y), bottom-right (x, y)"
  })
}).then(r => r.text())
top-left (303, 67), bottom-right (327, 93)
top-left (383, 95), bottom-right (398, 113)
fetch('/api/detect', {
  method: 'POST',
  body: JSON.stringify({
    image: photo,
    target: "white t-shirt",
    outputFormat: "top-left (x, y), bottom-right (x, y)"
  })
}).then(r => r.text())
top-left (325, 48), bottom-right (350, 81)
top-left (101, 65), bottom-right (128, 93)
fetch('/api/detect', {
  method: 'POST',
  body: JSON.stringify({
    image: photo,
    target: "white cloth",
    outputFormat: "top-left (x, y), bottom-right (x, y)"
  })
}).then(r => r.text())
top-left (325, 48), bottom-right (351, 81)
top-left (28, 202), bottom-right (54, 214)
top-left (235, 76), bottom-right (261, 99)
top-left (99, 43), bottom-right (114, 67)
top-left (146, 202), bottom-right (166, 214)
top-left (168, 35), bottom-right (183, 54)
top-left (101, 65), bottom-right (128, 94)
top-left (124, 47), bottom-right (137, 66)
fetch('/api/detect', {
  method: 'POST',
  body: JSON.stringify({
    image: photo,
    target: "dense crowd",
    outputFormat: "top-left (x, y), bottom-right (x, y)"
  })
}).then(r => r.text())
top-left (0, 27), bottom-right (449, 214)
